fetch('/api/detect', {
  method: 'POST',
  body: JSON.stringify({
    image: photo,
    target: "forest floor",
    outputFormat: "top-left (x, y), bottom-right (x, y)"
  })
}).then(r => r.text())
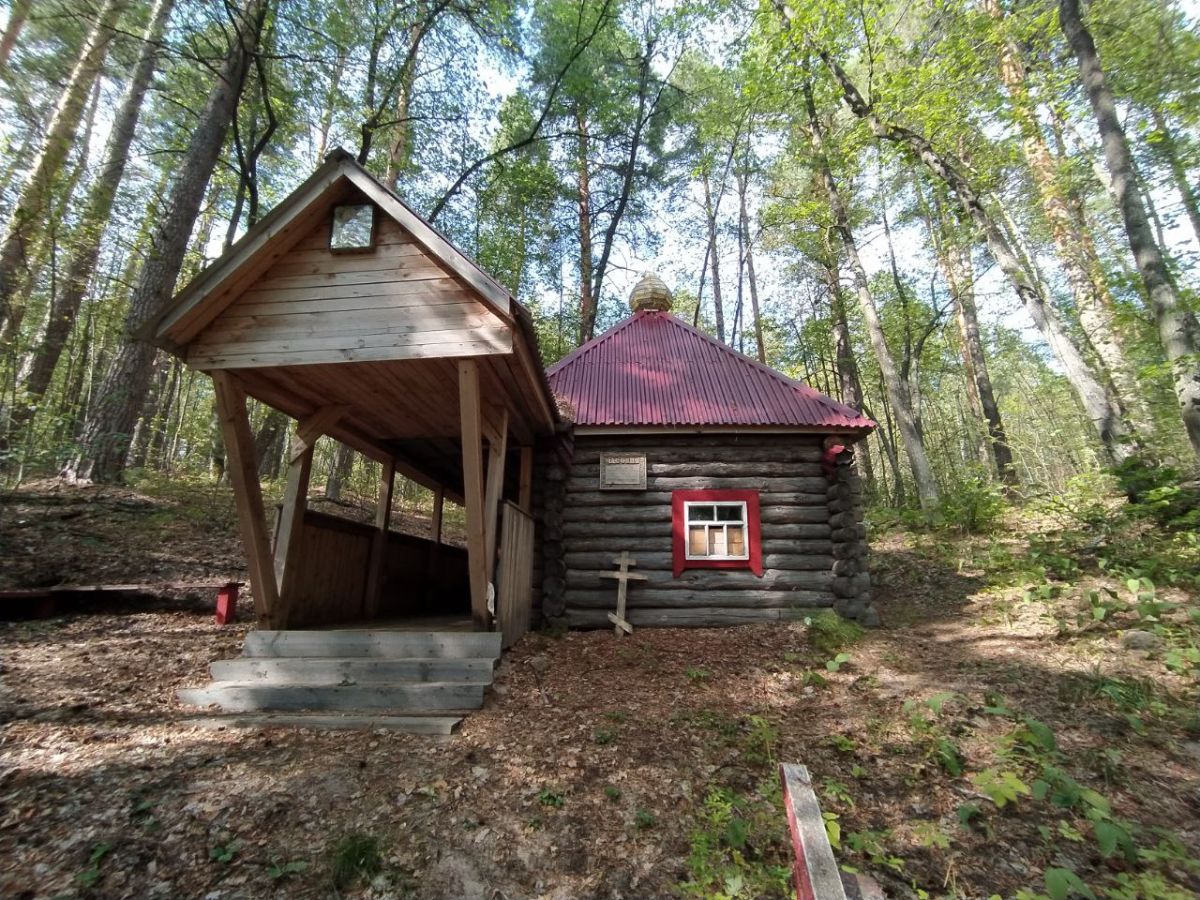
top-left (1, 479), bottom-right (1198, 899)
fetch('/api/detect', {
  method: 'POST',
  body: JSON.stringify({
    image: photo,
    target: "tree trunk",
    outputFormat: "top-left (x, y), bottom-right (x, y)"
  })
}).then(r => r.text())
top-left (823, 258), bottom-right (875, 489)
top-left (985, 0), bottom-right (1150, 436)
top-left (1059, 0), bottom-right (1200, 462)
top-left (325, 442), bottom-right (355, 500)
top-left (575, 107), bottom-right (596, 344)
top-left (0, 0), bottom-right (32, 67)
top-left (702, 171), bottom-right (725, 342)
top-left (12, 0), bottom-right (175, 435)
top-left (947, 242), bottom-right (1016, 483)
top-left (254, 408), bottom-right (288, 479)
top-left (383, 22), bottom-right (423, 186)
top-left (802, 80), bottom-right (939, 510)
top-left (0, 0), bottom-right (124, 335)
top-left (737, 170), bottom-right (765, 361)
top-left (1148, 106), bottom-right (1200, 251)
top-left (314, 50), bottom-right (346, 164)
top-left (918, 185), bottom-right (1017, 483)
top-left (66, 0), bottom-right (269, 483)
top-left (812, 43), bottom-right (1133, 463)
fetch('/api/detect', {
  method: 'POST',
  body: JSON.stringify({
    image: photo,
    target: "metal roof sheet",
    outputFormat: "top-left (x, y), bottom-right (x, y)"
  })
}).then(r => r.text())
top-left (546, 311), bottom-right (876, 431)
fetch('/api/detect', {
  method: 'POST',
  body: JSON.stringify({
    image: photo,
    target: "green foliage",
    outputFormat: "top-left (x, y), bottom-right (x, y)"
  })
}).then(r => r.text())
top-left (604, 785), bottom-right (621, 802)
top-left (681, 784), bottom-right (792, 899)
top-left (805, 611), bottom-right (865, 656)
top-left (1043, 867), bottom-right (1096, 900)
top-left (536, 788), bottom-right (565, 808)
top-left (935, 473), bottom-right (1007, 534)
top-left (824, 652), bottom-right (852, 672)
top-left (743, 715), bottom-right (779, 766)
top-left (210, 842), bottom-right (237, 864)
top-left (634, 808), bottom-right (657, 830)
top-left (267, 859), bottom-right (309, 880)
top-left (328, 832), bottom-right (382, 890)
top-left (971, 768), bottom-right (1031, 808)
top-left (76, 842), bottom-right (113, 888)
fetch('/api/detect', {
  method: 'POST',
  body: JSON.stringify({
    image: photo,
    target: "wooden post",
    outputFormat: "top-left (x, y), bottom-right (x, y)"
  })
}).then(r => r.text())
top-left (430, 486), bottom-right (444, 545)
top-left (424, 485), bottom-right (444, 608)
top-left (211, 371), bottom-right (280, 626)
top-left (518, 446), bottom-right (533, 513)
top-left (272, 437), bottom-right (314, 627)
top-left (458, 360), bottom-right (490, 629)
top-left (364, 457), bottom-right (396, 619)
top-left (483, 407), bottom-right (508, 583)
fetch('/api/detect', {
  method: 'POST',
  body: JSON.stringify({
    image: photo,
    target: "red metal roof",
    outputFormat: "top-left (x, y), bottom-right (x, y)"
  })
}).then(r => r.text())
top-left (546, 311), bottom-right (876, 431)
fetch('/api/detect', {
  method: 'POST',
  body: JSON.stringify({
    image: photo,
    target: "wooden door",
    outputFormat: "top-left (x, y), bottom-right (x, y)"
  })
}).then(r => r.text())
top-left (496, 501), bottom-right (534, 648)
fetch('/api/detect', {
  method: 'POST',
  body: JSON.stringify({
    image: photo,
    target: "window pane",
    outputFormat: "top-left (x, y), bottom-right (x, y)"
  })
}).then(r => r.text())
top-left (727, 526), bottom-right (745, 556)
top-left (708, 528), bottom-right (727, 556)
top-left (689, 505), bottom-right (716, 522)
top-left (689, 527), bottom-right (708, 556)
top-left (716, 504), bottom-right (743, 522)
top-left (331, 204), bottom-right (374, 249)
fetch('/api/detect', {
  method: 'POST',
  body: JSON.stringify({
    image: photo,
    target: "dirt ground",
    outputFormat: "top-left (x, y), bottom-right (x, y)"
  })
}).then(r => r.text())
top-left (1, 484), bottom-right (1199, 898)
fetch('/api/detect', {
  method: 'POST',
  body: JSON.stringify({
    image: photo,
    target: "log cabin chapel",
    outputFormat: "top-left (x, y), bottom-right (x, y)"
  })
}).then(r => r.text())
top-left (146, 148), bottom-right (879, 655)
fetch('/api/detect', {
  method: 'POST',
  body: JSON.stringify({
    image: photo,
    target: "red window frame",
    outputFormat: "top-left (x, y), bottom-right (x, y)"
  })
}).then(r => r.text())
top-left (672, 489), bottom-right (763, 578)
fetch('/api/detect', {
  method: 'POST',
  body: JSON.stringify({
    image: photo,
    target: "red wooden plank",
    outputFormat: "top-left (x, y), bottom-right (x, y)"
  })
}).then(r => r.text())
top-left (780, 763), bottom-right (847, 900)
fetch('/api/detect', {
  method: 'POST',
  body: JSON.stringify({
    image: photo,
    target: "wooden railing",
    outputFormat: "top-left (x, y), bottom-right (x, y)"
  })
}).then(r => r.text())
top-left (496, 501), bottom-right (534, 647)
top-left (780, 763), bottom-right (848, 900)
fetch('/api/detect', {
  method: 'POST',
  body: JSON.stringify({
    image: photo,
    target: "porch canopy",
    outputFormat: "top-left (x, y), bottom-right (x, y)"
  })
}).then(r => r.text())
top-left (143, 149), bottom-right (557, 631)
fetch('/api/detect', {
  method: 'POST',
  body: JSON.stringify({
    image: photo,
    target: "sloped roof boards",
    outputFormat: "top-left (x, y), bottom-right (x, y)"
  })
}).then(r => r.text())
top-left (548, 309), bottom-right (876, 436)
top-left (144, 149), bottom-right (556, 490)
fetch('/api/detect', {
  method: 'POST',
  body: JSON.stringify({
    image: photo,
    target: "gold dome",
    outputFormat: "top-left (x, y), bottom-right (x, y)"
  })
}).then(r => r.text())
top-left (629, 273), bottom-right (673, 312)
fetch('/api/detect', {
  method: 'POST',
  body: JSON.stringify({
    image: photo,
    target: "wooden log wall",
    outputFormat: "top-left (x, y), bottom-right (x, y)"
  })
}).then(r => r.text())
top-left (828, 449), bottom-right (877, 625)
top-left (534, 433), bottom-right (861, 630)
top-left (285, 509), bottom-right (469, 626)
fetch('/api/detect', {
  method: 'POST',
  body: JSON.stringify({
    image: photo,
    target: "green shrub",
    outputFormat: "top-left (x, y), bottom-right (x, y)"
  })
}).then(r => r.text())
top-left (1113, 457), bottom-right (1200, 530)
top-left (805, 610), bottom-right (864, 656)
top-left (936, 472), bottom-right (1006, 534)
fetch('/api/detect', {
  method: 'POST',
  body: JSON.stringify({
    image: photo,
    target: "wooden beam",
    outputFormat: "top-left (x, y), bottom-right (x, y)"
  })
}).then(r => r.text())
top-left (364, 457), bottom-right (396, 619)
top-left (273, 438), bottom-right (314, 628)
top-left (518, 446), bottom-right (533, 513)
top-left (483, 407), bottom-right (508, 583)
top-left (291, 404), bottom-right (348, 462)
top-left (458, 360), bottom-right (490, 629)
top-left (211, 371), bottom-right (280, 625)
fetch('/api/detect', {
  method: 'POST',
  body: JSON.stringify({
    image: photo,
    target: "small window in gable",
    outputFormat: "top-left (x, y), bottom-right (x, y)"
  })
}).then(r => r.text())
top-left (330, 203), bottom-right (376, 251)
top-left (672, 489), bottom-right (763, 577)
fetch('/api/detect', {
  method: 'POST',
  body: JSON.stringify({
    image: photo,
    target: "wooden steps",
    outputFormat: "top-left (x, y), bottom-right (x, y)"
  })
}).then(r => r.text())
top-left (187, 714), bottom-right (463, 735)
top-left (179, 629), bottom-right (501, 731)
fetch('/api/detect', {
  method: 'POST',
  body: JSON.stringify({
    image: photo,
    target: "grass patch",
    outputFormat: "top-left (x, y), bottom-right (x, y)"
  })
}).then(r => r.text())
top-left (328, 831), bottom-right (381, 890)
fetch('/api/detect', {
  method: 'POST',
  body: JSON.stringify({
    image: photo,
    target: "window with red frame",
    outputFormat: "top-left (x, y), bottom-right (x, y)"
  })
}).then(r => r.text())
top-left (671, 489), bottom-right (763, 577)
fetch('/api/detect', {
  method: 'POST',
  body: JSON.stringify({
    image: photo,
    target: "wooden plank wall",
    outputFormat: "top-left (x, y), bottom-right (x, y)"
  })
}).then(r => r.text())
top-left (285, 509), bottom-right (469, 626)
top-left (286, 510), bottom-right (372, 625)
top-left (188, 214), bottom-right (512, 369)
top-left (552, 434), bottom-right (837, 629)
top-left (496, 501), bottom-right (535, 647)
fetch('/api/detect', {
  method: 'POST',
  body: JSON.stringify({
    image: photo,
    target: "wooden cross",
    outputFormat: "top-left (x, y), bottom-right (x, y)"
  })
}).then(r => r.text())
top-left (600, 551), bottom-right (647, 637)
